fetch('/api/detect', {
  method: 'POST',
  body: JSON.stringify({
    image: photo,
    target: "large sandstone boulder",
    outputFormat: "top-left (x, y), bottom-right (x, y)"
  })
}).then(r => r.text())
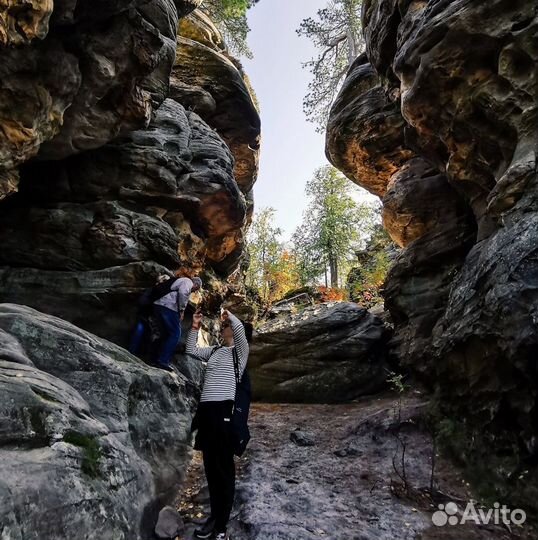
top-left (326, 54), bottom-right (413, 198)
top-left (249, 303), bottom-right (390, 403)
top-left (0, 303), bottom-right (198, 539)
top-left (327, 0), bottom-right (538, 511)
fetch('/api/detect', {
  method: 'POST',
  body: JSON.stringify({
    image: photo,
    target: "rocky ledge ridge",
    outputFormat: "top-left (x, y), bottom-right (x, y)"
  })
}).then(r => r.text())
top-left (249, 303), bottom-right (390, 403)
top-left (0, 304), bottom-right (200, 539)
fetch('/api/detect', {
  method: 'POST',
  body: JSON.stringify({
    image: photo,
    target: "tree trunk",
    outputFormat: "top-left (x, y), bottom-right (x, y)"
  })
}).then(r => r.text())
top-left (346, 27), bottom-right (356, 65)
top-left (329, 256), bottom-right (338, 288)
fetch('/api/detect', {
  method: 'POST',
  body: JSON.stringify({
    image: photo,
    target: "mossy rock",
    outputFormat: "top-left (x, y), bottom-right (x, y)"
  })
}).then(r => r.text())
top-left (64, 432), bottom-right (103, 479)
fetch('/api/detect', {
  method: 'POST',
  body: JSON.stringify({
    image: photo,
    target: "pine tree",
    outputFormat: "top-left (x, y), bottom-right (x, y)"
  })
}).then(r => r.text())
top-left (201, 0), bottom-right (260, 58)
top-left (292, 165), bottom-right (377, 288)
top-left (297, 0), bottom-right (364, 130)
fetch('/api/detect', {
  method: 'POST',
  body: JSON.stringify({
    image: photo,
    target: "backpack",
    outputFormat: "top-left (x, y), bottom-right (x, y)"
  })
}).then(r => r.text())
top-left (232, 348), bottom-right (251, 456)
top-left (138, 278), bottom-right (175, 307)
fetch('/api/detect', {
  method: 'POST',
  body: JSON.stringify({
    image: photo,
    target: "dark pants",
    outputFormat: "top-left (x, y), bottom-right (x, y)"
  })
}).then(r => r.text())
top-left (128, 318), bottom-right (148, 355)
top-left (195, 401), bottom-right (235, 533)
top-left (153, 305), bottom-right (181, 366)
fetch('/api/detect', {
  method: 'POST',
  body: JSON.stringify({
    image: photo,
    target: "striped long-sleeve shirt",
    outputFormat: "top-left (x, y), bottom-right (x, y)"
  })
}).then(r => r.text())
top-left (186, 312), bottom-right (249, 402)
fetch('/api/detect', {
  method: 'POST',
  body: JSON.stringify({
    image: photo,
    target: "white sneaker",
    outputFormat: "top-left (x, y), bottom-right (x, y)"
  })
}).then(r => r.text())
top-left (214, 533), bottom-right (229, 540)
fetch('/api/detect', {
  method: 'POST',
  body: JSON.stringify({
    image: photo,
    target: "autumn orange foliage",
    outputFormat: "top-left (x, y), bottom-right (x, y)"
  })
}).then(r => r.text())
top-left (316, 286), bottom-right (347, 302)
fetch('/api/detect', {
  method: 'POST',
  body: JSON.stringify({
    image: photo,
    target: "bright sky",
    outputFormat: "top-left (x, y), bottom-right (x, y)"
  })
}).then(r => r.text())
top-left (242, 0), bottom-right (376, 241)
top-left (241, 0), bottom-right (331, 240)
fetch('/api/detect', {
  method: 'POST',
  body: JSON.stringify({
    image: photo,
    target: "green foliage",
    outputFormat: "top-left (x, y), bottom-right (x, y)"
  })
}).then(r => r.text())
top-left (221, 0), bottom-right (251, 17)
top-left (202, 0), bottom-right (260, 58)
top-left (346, 223), bottom-right (393, 307)
top-left (245, 207), bottom-right (301, 306)
top-left (292, 165), bottom-right (379, 288)
top-left (292, 224), bottom-right (324, 287)
top-left (297, 0), bottom-right (364, 130)
top-left (246, 169), bottom-right (382, 305)
top-left (386, 371), bottom-right (407, 394)
top-left (64, 432), bottom-right (102, 478)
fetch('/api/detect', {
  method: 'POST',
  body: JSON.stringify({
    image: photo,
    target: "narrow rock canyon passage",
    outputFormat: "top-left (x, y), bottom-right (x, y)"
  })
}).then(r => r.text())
top-left (0, 0), bottom-right (537, 539)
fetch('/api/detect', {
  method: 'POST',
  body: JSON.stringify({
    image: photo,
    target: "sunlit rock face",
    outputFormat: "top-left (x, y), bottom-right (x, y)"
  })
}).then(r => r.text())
top-left (327, 0), bottom-right (538, 510)
top-left (0, 0), bottom-right (53, 46)
top-left (0, 0), bottom-right (194, 199)
top-left (0, 5), bottom-right (260, 344)
top-left (326, 54), bottom-right (414, 198)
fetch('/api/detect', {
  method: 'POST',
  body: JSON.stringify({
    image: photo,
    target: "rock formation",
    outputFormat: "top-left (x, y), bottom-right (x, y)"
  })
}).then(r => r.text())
top-left (0, 304), bottom-right (199, 539)
top-left (0, 0), bottom-right (185, 199)
top-left (249, 303), bottom-right (389, 403)
top-left (327, 0), bottom-right (538, 511)
top-left (0, 2), bottom-right (261, 345)
top-left (0, 2), bottom-right (259, 537)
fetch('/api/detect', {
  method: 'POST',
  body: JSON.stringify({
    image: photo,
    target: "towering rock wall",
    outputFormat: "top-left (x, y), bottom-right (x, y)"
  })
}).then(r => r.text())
top-left (0, 2), bottom-right (260, 537)
top-left (327, 0), bottom-right (538, 510)
top-left (0, 1), bottom-right (261, 344)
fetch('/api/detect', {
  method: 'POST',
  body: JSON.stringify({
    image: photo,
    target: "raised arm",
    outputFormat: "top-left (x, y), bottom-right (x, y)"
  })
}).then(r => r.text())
top-left (185, 310), bottom-right (214, 361)
top-left (185, 329), bottom-right (214, 361)
top-left (228, 312), bottom-right (249, 372)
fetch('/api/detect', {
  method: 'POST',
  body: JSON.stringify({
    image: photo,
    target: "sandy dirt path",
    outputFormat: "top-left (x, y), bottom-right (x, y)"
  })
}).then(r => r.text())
top-left (177, 396), bottom-right (534, 540)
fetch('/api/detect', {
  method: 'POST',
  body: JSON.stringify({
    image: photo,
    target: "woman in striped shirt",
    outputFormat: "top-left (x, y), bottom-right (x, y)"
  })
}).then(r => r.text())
top-left (187, 309), bottom-right (249, 540)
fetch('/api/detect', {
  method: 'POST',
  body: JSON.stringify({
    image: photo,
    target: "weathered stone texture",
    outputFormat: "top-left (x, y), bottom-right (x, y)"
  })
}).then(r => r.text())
top-left (0, 304), bottom-right (198, 539)
top-left (327, 0), bottom-right (538, 510)
top-left (175, 19), bottom-right (261, 194)
top-left (0, 3), bottom-right (260, 538)
top-left (0, 6), bottom-right (260, 345)
top-left (249, 303), bottom-right (389, 403)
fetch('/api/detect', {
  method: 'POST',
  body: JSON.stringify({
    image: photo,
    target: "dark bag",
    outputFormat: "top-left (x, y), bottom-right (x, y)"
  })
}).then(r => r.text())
top-left (138, 279), bottom-right (175, 307)
top-left (231, 348), bottom-right (251, 456)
